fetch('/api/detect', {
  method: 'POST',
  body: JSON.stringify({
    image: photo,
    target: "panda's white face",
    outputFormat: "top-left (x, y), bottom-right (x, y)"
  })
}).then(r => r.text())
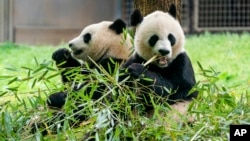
top-left (134, 11), bottom-right (185, 68)
top-left (68, 24), bottom-right (96, 61)
top-left (68, 21), bottom-right (131, 64)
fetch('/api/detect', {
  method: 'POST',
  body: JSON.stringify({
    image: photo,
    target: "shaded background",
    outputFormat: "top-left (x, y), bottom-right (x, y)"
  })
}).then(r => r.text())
top-left (0, 0), bottom-right (249, 45)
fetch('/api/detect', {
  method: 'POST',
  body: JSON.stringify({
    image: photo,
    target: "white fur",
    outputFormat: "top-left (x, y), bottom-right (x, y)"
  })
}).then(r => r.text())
top-left (134, 11), bottom-right (185, 67)
top-left (68, 21), bottom-right (132, 64)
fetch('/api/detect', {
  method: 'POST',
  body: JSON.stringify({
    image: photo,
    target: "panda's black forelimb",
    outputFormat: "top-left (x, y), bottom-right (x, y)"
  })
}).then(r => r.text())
top-left (52, 48), bottom-right (81, 69)
top-left (47, 91), bottom-right (67, 109)
top-left (122, 52), bottom-right (197, 101)
top-left (52, 48), bottom-right (82, 84)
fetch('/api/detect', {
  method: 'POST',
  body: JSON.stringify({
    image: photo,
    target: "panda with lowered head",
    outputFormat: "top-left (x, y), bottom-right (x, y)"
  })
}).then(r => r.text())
top-left (122, 4), bottom-right (198, 118)
top-left (31, 19), bottom-right (132, 134)
top-left (48, 19), bottom-right (132, 109)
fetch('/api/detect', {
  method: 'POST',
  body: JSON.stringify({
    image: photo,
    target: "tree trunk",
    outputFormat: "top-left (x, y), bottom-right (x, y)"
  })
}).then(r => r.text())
top-left (134, 0), bottom-right (182, 22)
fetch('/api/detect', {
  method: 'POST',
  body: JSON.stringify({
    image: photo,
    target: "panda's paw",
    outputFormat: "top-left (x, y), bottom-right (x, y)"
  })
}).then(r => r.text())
top-left (127, 63), bottom-right (145, 78)
top-left (52, 48), bottom-right (71, 63)
top-left (47, 91), bottom-right (67, 109)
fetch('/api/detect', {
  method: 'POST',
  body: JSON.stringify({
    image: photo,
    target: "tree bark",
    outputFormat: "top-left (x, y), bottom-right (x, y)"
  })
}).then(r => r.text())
top-left (134, 0), bottom-right (182, 22)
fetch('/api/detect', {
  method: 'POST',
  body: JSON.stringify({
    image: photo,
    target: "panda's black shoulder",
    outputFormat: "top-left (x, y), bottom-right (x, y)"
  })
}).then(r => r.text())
top-left (167, 52), bottom-right (196, 90)
top-left (167, 52), bottom-right (194, 72)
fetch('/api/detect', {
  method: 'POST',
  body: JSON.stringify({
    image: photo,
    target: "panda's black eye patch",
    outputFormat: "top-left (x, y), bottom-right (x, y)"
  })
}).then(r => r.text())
top-left (148, 34), bottom-right (159, 47)
top-left (83, 33), bottom-right (91, 44)
top-left (168, 33), bottom-right (176, 46)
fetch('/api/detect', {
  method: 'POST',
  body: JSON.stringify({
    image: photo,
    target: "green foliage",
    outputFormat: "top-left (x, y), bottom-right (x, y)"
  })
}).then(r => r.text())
top-left (0, 33), bottom-right (249, 140)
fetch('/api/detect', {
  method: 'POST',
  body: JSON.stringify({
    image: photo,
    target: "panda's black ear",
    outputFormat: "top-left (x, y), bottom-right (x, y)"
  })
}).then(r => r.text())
top-left (168, 4), bottom-right (177, 18)
top-left (109, 19), bottom-right (126, 34)
top-left (130, 9), bottom-right (143, 26)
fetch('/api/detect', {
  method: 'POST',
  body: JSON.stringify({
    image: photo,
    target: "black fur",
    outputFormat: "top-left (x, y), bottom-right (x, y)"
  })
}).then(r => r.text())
top-left (52, 48), bottom-right (81, 68)
top-left (47, 91), bottom-right (67, 109)
top-left (126, 6), bottom-right (197, 106)
top-left (131, 5), bottom-right (176, 26)
top-left (31, 47), bottom-right (126, 135)
top-left (122, 52), bottom-right (197, 104)
top-left (83, 33), bottom-right (91, 43)
top-left (168, 4), bottom-right (177, 18)
top-left (168, 33), bottom-right (176, 46)
top-left (32, 19), bottom-right (130, 135)
top-left (130, 9), bottom-right (143, 26)
top-left (49, 49), bottom-right (124, 109)
top-left (109, 19), bottom-right (126, 34)
top-left (51, 48), bottom-right (82, 84)
top-left (48, 19), bottom-right (128, 111)
top-left (148, 34), bottom-right (159, 47)
top-left (49, 48), bottom-right (87, 109)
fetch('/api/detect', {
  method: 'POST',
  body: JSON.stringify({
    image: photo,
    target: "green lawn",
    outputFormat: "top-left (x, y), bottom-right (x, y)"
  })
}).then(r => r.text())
top-left (0, 33), bottom-right (249, 140)
top-left (186, 33), bottom-right (250, 88)
top-left (0, 43), bottom-right (59, 104)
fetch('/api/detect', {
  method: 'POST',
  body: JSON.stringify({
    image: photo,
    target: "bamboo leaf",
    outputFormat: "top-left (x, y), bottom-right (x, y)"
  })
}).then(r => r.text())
top-left (32, 79), bottom-right (37, 88)
top-left (6, 87), bottom-right (19, 92)
top-left (5, 67), bottom-right (17, 72)
top-left (0, 91), bottom-right (8, 97)
top-left (34, 56), bottom-right (39, 66)
top-left (45, 72), bottom-right (61, 80)
top-left (38, 70), bottom-right (49, 81)
top-left (0, 75), bottom-right (14, 79)
top-left (7, 77), bottom-right (18, 85)
top-left (20, 77), bottom-right (33, 81)
top-left (32, 66), bottom-right (46, 74)
top-left (21, 66), bottom-right (33, 71)
top-left (46, 66), bottom-right (57, 71)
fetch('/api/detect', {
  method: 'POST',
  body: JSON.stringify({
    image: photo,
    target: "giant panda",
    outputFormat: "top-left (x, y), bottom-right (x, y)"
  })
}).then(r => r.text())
top-left (122, 4), bottom-right (198, 121)
top-left (31, 19), bottom-right (133, 135)
top-left (48, 19), bottom-right (132, 109)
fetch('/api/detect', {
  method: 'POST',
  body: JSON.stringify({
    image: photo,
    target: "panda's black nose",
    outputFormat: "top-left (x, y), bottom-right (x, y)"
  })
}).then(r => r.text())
top-left (159, 49), bottom-right (170, 56)
top-left (69, 43), bottom-right (73, 48)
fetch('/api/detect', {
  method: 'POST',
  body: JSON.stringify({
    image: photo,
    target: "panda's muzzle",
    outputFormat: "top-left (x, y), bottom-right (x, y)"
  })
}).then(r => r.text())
top-left (157, 56), bottom-right (168, 66)
top-left (156, 49), bottom-right (170, 66)
top-left (72, 49), bottom-right (83, 55)
top-left (158, 49), bottom-right (170, 56)
top-left (68, 43), bottom-right (83, 55)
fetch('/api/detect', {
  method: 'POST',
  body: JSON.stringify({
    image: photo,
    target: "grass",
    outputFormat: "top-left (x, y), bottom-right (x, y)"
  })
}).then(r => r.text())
top-left (186, 33), bottom-right (250, 87)
top-left (0, 33), bottom-right (249, 140)
top-left (0, 43), bottom-right (60, 104)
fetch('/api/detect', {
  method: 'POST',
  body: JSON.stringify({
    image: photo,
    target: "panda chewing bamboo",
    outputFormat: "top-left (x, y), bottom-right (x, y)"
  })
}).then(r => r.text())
top-left (31, 19), bottom-right (133, 135)
top-left (122, 4), bottom-right (198, 121)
